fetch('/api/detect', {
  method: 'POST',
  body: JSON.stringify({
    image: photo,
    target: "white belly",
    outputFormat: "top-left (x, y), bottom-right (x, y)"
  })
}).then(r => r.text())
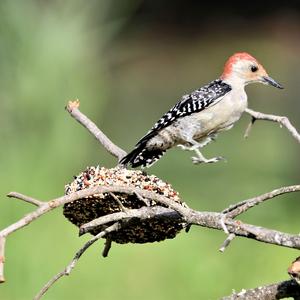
top-left (198, 90), bottom-right (246, 136)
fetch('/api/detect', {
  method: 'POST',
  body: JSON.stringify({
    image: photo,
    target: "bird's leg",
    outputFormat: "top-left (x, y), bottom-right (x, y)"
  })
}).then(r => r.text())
top-left (178, 139), bottom-right (225, 164)
top-left (177, 144), bottom-right (193, 151)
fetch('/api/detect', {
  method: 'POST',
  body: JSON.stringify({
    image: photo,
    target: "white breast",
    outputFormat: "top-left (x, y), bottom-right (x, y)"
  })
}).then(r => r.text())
top-left (186, 87), bottom-right (248, 141)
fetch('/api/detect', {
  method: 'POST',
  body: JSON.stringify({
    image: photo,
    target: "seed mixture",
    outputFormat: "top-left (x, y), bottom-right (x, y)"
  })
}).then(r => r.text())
top-left (63, 166), bottom-right (186, 244)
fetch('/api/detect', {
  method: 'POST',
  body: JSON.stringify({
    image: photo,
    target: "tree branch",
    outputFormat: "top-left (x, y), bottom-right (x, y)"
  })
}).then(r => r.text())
top-left (0, 236), bottom-right (6, 283)
top-left (66, 100), bottom-right (127, 160)
top-left (102, 238), bottom-right (112, 258)
top-left (219, 233), bottom-right (236, 253)
top-left (7, 192), bottom-right (44, 207)
top-left (221, 279), bottom-right (300, 300)
top-left (1, 183), bottom-right (300, 285)
top-left (245, 108), bottom-right (300, 143)
top-left (79, 205), bottom-right (182, 236)
top-left (76, 184), bottom-right (300, 251)
top-left (223, 185), bottom-right (300, 218)
top-left (34, 223), bottom-right (120, 300)
top-left (80, 202), bottom-right (300, 250)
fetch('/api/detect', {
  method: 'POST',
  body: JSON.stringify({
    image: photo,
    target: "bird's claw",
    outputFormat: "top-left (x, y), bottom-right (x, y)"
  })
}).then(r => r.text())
top-left (216, 156), bottom-right (227, 163)
top-left (191, 156), bottom-right (226, 164)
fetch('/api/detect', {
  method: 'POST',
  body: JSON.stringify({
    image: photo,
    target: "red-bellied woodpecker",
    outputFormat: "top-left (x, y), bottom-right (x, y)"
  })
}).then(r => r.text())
top-left (120, 52), bottom-right (283, 168)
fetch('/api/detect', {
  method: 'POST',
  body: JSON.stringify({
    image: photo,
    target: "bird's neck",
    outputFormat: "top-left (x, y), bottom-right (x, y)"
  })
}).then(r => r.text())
top-left (221, 74), bottom-right (247, 90)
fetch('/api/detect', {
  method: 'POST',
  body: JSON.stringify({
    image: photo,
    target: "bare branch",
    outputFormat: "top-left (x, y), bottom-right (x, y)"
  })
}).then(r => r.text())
top-left (221, 279), bottom-right (300, 300)
top-left (33, 272), bottom-right (64, 300)
top-left (245, 108), bottom-right (300, 143)
top-left (80, 201), bottom-right (300, 250)
top-left (182, 210), bottom-right (300, 249)
top-left (109, 192), bottom-right (128, 212)
top-left (219, 234), bottom-right (236, 253)
top-left (66, 100), bottom-right (127, 160)
top-left (218, 215), bottom-right (236, 252)
top-left (220, 214), bottom-right (229, 234)
top-left (222, 220), bottom-right (300, 250)
top-left (0, 185), bottom-right (186, 240)
top-left (223, 185), bottom-right (300, 218)
top-left (7, 192), bottom-right (44, 207)
top-left (243, 116), bottom-right (256, 139)
top-left (0, 185), bottom-right (186, 283)
top-left (0, 236), bottom-right (6, 283)
top-left (34, 223), bottom-right (120, 300)
top-left (134, 192), bottom-right (151, 206)
top-left (1, 183), bottom-right (300, 284)
top-left (79, 205), bottom-right (182, 236)
top-left (102, 238), bottom-right (112, 258)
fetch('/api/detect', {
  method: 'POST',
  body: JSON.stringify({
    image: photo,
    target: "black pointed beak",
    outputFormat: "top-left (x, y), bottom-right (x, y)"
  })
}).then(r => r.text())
top-left (262, 76), bottom-right (284, 89)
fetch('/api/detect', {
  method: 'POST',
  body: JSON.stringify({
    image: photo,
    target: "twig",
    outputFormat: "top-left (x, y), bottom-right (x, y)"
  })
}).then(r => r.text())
top-left (134, 191), bottom-right (151, 206)
top-left (66, 100), bottom-right (127, 160)
top-left (223, 185), bottom-right (300, 218)
top-left (219, 234), bottom-right (236, 253)
top-left (220, 214), bottom-right (229, 234)
top-left (0, 236), bottom-right (5, 283)
top-left (245, 108), bottom-right (300, 143)
top-left (109, 192), bottom-right (127, 212)
top-left (218, 215), bottom-right (236, 252)
top-left (34, 272), bottom-right (64, 300)
top-left (34, 223), bottom-right (120, 300)
top-left (221, 279), bottom-right (300, 300)
top-left (7, 192), bottom-right (44, 207)
top-left (243, 116), bottom-right (256, 138)
top-left (102, 238), bottom-right (112, 258)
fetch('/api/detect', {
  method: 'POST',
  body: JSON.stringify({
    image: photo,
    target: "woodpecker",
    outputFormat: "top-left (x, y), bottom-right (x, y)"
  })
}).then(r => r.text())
top-left (120, 52), bottom-right (283, 168)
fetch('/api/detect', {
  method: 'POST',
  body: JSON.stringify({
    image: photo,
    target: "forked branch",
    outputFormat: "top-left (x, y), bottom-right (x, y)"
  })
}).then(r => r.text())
top-left (223, 185), bottom-right (300, 218)
top-left (245, 108), bottom-right (300, 143)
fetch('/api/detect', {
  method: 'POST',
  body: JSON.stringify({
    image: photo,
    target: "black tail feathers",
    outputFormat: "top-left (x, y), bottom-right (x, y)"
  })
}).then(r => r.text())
top-left (119, 145), bottom-right (165, 168)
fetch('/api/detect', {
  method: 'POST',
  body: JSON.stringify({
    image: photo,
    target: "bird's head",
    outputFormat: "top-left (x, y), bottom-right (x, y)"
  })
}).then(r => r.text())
top-left (221, 52), bottom-right (283, 89)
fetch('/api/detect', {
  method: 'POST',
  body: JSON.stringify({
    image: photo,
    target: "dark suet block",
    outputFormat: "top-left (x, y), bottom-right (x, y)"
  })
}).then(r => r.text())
top-left (63, 166), bottom-right (186, 244)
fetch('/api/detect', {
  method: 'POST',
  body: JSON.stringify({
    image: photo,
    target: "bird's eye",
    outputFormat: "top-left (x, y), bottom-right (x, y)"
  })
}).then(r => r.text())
top-left (251, 65), bottom-right (258, 72)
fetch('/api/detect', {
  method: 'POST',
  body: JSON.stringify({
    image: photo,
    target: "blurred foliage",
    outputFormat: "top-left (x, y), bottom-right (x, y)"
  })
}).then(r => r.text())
top-left (0, 1), bottom-right (299, 300)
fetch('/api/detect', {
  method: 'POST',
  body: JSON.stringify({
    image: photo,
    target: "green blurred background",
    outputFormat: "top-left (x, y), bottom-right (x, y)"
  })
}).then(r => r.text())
top-left (0, 1), bottom-right (300, 299)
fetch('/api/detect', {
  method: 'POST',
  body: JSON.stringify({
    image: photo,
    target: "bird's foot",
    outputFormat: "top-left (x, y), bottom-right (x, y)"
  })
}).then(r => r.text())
top-left (191, 156), bottom-right (226, 165)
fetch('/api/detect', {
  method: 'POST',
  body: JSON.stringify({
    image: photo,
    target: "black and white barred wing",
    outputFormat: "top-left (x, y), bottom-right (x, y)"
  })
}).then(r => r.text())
top-left (120, 79), bottom-right (232, 168)
top-left (142, 79), bottom-right (231, 137)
